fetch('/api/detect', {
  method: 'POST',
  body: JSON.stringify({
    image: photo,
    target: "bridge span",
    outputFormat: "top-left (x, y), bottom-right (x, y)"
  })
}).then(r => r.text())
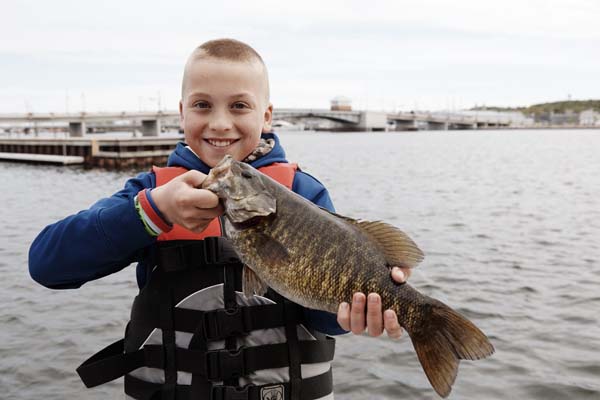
top-left (0, 109), bottom-right (510, 136)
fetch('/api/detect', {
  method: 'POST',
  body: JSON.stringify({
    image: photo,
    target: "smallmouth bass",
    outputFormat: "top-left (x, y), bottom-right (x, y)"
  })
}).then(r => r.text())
top-left (203, 155), bottom-right (494, 397)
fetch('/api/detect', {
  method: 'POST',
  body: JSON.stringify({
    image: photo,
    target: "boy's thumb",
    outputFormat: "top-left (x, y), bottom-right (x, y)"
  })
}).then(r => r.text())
top-left (180, 170), bottom-right (208, 188)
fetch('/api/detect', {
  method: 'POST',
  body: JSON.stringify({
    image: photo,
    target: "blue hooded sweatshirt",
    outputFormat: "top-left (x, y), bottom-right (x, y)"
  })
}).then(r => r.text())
top-left (29, 133), bottom-right (345, 334)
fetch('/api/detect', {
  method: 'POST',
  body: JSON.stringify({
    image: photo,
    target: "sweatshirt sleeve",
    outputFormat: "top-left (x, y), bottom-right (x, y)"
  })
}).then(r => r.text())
top-left (28, 172), bottom-right (157, 289)
top-left (292, 171), bottom-right (347, 335)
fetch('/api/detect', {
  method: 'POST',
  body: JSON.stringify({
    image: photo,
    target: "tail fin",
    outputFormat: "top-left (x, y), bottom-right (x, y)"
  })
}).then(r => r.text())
top-left (409, 302), bottom-right (494, 397)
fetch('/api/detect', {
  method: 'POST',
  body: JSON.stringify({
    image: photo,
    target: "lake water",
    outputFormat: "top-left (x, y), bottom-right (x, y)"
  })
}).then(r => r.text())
top-left (1, 129), bottom-right (599, 399)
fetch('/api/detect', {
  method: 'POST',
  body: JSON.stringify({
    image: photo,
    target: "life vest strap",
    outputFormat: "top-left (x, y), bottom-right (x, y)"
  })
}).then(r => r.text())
top-left (156, 238), bottom-right (241, 272)
top-left (77, 338), bottom-right (132, 388)
top-left (125, 367), bottom-right (333, 400)
top-left (78, 337), bottom-right (333, 389)
top-left (222, 250), bottom-right (241, 387)
top-left (200, 338), bottom-right (335, 381)
top-left (130, 301), bottom-right (304, 340)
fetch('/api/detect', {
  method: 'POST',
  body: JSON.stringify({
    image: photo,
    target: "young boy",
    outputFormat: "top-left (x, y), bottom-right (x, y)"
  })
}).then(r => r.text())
top-left (29, 39), bottom-right (409, 399)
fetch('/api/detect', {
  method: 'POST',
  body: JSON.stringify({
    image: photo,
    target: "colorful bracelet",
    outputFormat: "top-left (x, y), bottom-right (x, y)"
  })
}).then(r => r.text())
top-left (138, 189), bottom-right (173, 233)
top-left (134, 194), bottom-right (160, 237)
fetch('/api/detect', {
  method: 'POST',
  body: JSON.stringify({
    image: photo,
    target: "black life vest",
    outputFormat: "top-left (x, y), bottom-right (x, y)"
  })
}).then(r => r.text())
top-left (76, 165), bottom-right (336, 400)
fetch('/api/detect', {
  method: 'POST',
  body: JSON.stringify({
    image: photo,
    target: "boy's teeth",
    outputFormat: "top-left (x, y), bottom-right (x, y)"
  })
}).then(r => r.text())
top-left (208, 139), bottom-right (235, 147)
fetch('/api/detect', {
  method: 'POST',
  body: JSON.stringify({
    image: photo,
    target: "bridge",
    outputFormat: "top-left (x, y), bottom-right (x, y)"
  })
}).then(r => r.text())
top-left (387, 111), bottom-right (511, 130)
top-left (0, 109), bottom-right (511, 136)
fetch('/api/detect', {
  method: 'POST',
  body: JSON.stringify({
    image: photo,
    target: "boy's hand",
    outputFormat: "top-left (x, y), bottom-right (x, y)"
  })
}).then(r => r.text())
top-left (337, 267), bottom-right (410, 339)
top-left (151, 170), bottom-right (224, 233)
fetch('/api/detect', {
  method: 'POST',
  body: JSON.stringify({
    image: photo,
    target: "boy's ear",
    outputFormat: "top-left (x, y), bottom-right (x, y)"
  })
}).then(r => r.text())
top-left (262, 103), bottom-right (273, 133)
top-left (179, 100), bottom-right (184, 131)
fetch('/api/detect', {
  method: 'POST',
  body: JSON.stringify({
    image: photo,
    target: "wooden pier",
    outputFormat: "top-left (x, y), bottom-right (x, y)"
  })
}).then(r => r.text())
top-left (0, 137), bottom-right (181, 169)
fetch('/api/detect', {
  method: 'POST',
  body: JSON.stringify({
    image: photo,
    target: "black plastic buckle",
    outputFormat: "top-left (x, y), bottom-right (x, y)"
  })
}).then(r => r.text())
top-left (206, 347), bottom-right (247, 381)
top-left (203, 307), bottom-right (250, 341)
top-left (211, 384), bottom-right (252, 400)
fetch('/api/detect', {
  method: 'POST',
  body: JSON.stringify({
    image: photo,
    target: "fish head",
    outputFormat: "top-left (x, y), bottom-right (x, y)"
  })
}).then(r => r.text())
top-left (203, 155), bottom-right (277, 224)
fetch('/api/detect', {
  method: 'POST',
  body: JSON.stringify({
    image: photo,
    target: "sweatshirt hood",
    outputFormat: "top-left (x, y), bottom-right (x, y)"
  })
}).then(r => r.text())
top-left (166, 132), bottom-right (289, 173)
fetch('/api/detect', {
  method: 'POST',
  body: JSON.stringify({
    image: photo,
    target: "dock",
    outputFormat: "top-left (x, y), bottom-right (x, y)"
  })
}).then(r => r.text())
top-left (0, 136), bottom-right (181, 169)
top-left (0, 152), bottom-right (85, 165)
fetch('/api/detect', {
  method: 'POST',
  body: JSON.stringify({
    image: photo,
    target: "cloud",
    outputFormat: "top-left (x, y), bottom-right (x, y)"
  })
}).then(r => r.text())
top-left (1, 0), bottom-right (599, 112)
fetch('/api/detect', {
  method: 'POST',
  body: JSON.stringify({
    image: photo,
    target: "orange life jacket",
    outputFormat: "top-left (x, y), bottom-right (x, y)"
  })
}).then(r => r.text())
top-left (152, 163), bottom-right (297, 241)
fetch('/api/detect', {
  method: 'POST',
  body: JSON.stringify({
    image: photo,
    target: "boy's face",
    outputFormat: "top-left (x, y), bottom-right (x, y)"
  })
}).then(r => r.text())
top-left (179, 58), bottom-right (273, 167)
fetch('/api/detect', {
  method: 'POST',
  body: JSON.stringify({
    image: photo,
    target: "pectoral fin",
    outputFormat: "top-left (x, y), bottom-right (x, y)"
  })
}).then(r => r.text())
top-left (242, 265), bottom-right (269, 297)
top-left (254, 232), bottom-right (291, 266)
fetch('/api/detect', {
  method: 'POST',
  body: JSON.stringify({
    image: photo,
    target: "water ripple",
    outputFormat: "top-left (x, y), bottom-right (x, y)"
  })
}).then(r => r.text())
top-left (2, 130), bottom-right (600, 399)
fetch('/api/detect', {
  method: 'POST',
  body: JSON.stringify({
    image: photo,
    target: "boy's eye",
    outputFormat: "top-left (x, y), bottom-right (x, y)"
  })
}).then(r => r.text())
top-left (231, 102), bottom-right (249, 110)
top-left (193, 101), bottom-right (210, 109)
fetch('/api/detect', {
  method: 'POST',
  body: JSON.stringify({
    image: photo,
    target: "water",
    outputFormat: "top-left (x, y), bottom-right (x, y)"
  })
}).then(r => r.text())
top-left (1, 129), bottom-right (599, 399)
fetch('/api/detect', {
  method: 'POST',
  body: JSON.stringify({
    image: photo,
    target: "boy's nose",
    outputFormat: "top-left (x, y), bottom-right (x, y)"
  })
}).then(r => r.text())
top-left (208, 109), bottom-right (233, 132)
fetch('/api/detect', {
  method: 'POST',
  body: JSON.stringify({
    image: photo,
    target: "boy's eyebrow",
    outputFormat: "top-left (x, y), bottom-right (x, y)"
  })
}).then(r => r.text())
top-left (186, 91), bottom-right (258, 100)
top-left (229, 92), bottom-right (256, 99)
top-left (186, 91), bottom-right (213, 99)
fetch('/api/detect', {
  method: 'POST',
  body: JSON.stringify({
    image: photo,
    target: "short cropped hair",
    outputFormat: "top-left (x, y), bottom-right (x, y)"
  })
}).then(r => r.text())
top-left (196, 38), bottom-right (266, 64)
top-left (181, 38), bottom-right (269, 100)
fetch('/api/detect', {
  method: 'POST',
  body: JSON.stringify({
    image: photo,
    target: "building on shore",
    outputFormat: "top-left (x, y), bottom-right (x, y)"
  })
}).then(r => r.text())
top-left (330, 96), bottom-right (352, 111)
top-left (456, 110), bottom-right (535, 127)
top-left (579, 109), bottom-right (600, 126)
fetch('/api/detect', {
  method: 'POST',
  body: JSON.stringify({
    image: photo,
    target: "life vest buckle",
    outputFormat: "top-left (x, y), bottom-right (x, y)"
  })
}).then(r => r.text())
top-left (203, 307), bottom-right (251, 341)
top-left (211, 384), bottom-right (253, 400)
top-left (206, 347), bottom-right (247, 381)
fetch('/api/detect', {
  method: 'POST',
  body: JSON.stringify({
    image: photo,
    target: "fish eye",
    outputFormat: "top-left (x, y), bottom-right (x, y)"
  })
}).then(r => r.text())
top-left (241, 171), bottom-right (253, 179)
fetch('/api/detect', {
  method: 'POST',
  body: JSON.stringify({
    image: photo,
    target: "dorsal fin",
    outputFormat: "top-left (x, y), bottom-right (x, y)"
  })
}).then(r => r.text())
top-left (322, 208), bottom-right (424, 268)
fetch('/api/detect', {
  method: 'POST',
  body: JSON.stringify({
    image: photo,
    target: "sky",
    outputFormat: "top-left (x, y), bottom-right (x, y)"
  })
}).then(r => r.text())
top-left (1, 0), bottom-right (599, 113)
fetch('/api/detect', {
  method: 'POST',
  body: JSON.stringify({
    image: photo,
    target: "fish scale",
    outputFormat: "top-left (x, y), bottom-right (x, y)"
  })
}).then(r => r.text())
top-left (203, 155), bottom-right (494, 398)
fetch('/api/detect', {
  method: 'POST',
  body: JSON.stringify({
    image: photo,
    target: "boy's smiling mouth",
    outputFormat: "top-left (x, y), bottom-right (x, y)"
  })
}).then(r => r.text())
top-left (205, 138), bottom-right (239, 148)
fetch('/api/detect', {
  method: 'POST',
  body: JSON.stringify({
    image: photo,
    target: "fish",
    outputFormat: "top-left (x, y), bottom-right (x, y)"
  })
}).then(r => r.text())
top-left (202, 155), bottom-right (494, 398)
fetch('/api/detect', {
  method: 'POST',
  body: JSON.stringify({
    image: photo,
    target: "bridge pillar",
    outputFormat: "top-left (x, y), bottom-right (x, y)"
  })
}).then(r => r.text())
top-left (428, 121), bottom-right (448, 131)
top-left (68, 121), bottom-right (86, 137)
top-left (394, 120), bottom-right (418, 131)
top-left (454, 123), bottom-right (476, 130)
top-left (141, 119), bottom-right (161, 136)
top-left (358, 111), bottom-right (387, 131)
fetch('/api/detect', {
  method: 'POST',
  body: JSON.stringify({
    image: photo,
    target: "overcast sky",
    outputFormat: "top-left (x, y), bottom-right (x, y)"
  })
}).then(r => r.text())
top-left (2, 0), bottom-right (599, 113)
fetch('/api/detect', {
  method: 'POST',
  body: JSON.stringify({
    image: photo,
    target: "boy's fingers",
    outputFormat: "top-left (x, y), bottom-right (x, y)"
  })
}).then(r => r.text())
top-left (187, 220), bottom-right (214, 233)
top-left (350, 293), bottom-right (366, 334)
top-left (391, 267), bottom-right (411, 283)
top-left (337, 302), bottom-right (351, 331)
top-left (384, 310), bottom-right (403, 339)
top-left (366, 293), bottom-right (383, 337)
top-left (186, 188), bottom-right (221, 210)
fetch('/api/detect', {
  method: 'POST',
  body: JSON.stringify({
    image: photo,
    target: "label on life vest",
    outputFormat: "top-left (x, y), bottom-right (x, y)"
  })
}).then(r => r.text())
top-left (261, 384), bottom-right (284, 400)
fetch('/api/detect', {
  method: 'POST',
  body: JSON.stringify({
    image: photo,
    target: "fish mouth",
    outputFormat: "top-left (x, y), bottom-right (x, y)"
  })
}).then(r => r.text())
top-left (202, 155), bottom-right (234, 193)
top-left (202, 155), bottom-right (277, 223)
top-left (204, 138), bottom-right (240, 148)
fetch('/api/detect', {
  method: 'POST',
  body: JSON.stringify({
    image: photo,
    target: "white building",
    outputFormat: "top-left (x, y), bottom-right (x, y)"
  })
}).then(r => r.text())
top-left (456, 110), bottom-right (535, 127)
top-left (579, 109), bottom-right (600, 126)
top-left (330, 96), bottom-right (352, 111)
